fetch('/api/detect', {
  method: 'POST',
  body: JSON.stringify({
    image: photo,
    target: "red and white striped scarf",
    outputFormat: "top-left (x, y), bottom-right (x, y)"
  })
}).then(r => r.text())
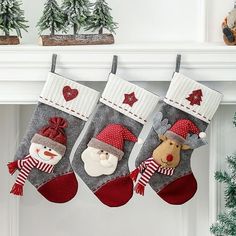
top-left (8, 155), bottom-right (54, 196)
top-left (130, 157), bottom-right (175, 195)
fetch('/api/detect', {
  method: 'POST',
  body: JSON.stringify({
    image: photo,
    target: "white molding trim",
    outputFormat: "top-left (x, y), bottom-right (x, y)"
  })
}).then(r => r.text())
top-left (1, 44), bottom-right (236, 81)
top-left (1, 44), bottom-right (236, 103)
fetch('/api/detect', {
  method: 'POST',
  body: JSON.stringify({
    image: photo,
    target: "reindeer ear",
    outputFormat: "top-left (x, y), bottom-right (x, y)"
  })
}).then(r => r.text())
top-left (181, 144), bottom-right (191, 150)
top-left (158, 134), bottom-right (167, 141)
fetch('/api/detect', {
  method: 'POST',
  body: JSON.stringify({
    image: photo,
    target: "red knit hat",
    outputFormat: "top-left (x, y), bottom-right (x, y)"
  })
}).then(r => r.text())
top-left (165, 119), bottom-right (205, 144)
top-left (88, 124), bottom-right (137, 160)
top-left (31, 117), bottom-right (68, 156)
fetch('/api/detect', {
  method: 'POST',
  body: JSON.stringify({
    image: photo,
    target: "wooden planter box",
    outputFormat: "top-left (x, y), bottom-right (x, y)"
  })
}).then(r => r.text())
top-left (0, 36), bottom-right (20, 45)
top-left (39, 34), bottom-right (114, 46)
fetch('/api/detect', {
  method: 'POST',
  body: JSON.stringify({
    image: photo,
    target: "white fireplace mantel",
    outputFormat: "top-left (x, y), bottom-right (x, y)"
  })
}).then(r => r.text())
top-left (1, 43), bottom-right (236, 104)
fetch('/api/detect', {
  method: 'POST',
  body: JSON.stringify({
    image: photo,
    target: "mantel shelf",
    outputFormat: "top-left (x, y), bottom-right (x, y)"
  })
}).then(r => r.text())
top-left (2, 42), bottom-right (236, 52)
top-left (1, 43), bottom-right (236, 104)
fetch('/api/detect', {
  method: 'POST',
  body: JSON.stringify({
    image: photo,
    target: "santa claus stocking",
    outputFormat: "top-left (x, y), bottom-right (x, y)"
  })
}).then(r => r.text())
top-left (8, 72), bottom-right (99, 203)
top-left (131, 72), bottom-right (222, 205)
top-left (72, 73), bottom-right (159, 207)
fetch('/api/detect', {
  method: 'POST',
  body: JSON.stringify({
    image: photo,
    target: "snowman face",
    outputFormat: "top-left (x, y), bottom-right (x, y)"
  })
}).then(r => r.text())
top-left (29, 143), bottom-right (62, 165)
top-left (81, 147), bottom-right (118, 177)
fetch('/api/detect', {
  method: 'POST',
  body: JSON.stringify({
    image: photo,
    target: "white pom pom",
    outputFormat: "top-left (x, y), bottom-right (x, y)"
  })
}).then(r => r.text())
top-left (199, 132), bottom-right (206, 139)
top-left (137, 138), bottom-right (143, 144)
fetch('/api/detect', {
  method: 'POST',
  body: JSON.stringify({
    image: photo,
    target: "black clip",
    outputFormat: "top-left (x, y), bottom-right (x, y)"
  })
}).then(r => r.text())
top-left (175, 54), bottom-right (181, 73)
top-left (111, 55), bottom-right (118, 74)
top-left (51, 54), bottom-right (57, 73)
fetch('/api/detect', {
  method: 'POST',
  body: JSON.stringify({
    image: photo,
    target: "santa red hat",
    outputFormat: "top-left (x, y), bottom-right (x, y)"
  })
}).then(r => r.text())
top-left (88, 124), bottom-right (137, 160)
top-left (31, 117), bottom-right (68, 156)
top-left (165, 119), bottom-right (206, 144)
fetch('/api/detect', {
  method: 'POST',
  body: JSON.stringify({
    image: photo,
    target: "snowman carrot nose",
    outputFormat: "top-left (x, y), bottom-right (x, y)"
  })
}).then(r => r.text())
top-left (44, 151), bottom-right (57, 157)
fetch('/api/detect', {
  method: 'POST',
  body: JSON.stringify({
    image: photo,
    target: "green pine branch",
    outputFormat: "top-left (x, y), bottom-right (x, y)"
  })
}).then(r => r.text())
top-left (37, 0), bottom-right (66, 35)
top-left (85, 0), bottom-right (118, 34)
top-left (211, 153), bottom-right (236, 235)
top-left (233, 112), bottom-right (236, 127)
top-left (62, 0), bottom-right (91, 35)
top-left (0, 0), bottom-right (28, 37)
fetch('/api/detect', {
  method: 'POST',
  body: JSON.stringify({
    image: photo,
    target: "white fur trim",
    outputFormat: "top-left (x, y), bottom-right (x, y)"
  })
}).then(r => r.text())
top-left (100, 74), bottom-right (159, 124)
top-left (39, 72), bottom-right (100, 121)
top-left (199, 132), bottom-right (206, 139)
top-left (164, 73), bottom-right (223, 123)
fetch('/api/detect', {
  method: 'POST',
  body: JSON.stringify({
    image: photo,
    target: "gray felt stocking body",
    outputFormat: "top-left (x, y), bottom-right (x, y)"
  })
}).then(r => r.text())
top-left (131, 73), bottom-right (222, 205)
top-left (8, 72), bottom-right (99, 203)
top-left (72, 73), bottom-right (159, 207)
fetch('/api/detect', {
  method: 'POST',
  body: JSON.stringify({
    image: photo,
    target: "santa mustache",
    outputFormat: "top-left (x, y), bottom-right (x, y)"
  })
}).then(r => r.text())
top-left (100, 158), bottom-right (114, 167)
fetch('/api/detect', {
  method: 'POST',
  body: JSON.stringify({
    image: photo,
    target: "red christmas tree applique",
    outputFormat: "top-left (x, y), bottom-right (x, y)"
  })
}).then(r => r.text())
top-left (186, 89), bottom-right (203, 106)
top-left (123, 92), bottom-right (138, 107)
top-left (63, 86), bottom-right (79, 102)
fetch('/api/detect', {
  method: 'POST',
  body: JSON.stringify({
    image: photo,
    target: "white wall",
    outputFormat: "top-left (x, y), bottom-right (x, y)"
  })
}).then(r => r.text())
top-left (20, 0), bottom-right (234, 44)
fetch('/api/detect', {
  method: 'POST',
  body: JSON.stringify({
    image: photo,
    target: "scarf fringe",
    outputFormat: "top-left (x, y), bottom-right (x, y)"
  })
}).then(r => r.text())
top-left (134, 183), bottom-right (145, 196)
top-left (130, 168), bottom-right (140, 182)
top-left (10, 183), bottom-right (23, 196)
top-left (8, 161), bottom-right (18, 175)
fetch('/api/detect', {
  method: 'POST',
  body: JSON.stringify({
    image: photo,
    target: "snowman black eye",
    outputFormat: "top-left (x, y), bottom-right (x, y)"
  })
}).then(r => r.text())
top-left (49, 149), bottom-right (51, 151)
top-left (44, 146), bottom-right (46, 149)
top-left (106, 153), bottom-right (109, 155)
top-left (101, 150), bottom-right (104, 152)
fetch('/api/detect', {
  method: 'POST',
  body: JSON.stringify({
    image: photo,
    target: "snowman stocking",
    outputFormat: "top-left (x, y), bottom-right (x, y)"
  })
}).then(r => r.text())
top-left (72, 73), bottom-right (159, 207)
top-left (8, 72), bottom-right (99, 203)
top-left (131, 72), bottom-right (222, 205)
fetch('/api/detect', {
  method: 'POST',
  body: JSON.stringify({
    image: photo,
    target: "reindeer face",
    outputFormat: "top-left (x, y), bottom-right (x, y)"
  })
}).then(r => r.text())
top-left (152, 134), bottom-right (190, 168)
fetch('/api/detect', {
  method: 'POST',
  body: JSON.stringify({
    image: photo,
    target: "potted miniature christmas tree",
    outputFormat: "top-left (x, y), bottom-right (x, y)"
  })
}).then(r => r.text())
top-left (37, 0), bottom-right (66, 46)
top-left (0, 0), bottom-right (28, 45)
top-left (60, 0), bottom-right (117, 45)
top-left (37, 0), bottom-right (118, 46)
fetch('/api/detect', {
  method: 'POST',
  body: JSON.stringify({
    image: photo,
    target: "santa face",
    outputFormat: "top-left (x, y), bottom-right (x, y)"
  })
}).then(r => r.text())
top-left (29, 143), bottom-right (62, 165)
top-left (81, 147), bottom-right (118, 177)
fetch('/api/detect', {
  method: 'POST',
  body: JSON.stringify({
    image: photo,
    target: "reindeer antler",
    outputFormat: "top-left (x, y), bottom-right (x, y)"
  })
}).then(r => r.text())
top-left (153, 112), bottom-right (171, 135)
top-left (185, 134), bottom-right (207, 149)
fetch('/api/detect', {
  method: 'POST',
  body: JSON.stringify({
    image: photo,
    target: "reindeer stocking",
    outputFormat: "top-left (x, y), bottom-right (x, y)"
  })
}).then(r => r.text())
top-left (130, 72), bottom-right (222, 205)
top-left (8, 72), bottom-right (99, 203)
top-left (72, 73), bottom-right (159, 207)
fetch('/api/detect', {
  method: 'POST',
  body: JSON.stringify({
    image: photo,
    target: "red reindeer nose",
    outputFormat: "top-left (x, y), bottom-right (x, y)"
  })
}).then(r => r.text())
top-left (166, 154), bottom-right (173, 162)
top-left (44, 151), bottom-right (57, 157)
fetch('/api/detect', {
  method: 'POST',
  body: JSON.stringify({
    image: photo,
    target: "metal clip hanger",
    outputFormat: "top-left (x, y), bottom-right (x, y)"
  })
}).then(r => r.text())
top-left (111, 55), bottom-right (118, 74)
top-left (175, 54), bottom-right (181, 73)
top-left (51, 54), bottom-right (57, 73)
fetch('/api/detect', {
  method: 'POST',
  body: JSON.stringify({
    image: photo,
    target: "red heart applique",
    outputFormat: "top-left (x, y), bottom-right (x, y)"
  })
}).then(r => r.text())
top-left (63, 86), bottom-right (79, 102)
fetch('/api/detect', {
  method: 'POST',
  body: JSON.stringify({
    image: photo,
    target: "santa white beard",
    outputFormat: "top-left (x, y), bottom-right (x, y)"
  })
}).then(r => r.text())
top-left (81, 147), bottom-right (118, 177)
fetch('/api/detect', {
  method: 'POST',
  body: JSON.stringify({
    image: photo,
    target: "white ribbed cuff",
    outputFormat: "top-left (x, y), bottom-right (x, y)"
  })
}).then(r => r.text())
top-left (100, 73), bottom-right (159, 124)
top-left (39, 72), bottom-right (100, 121)
top-left (164, 73), bottom-right (222, 123)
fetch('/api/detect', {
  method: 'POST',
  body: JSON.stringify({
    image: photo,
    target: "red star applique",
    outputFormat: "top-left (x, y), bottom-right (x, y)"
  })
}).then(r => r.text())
top-left (123, 92), bottom-right (138, 107)
top-left (186, 89), bottom-right (203, 106)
